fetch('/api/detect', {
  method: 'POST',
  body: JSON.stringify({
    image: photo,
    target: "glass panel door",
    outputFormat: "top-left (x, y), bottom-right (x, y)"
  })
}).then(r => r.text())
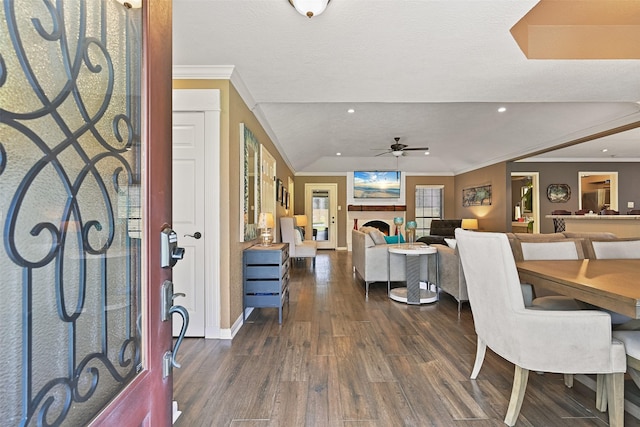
top-left (1, 1), bottom-right (144, 425)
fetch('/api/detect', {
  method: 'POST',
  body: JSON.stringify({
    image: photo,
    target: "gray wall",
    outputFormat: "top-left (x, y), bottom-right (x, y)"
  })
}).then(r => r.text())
top-left (509, 162), bottom-right (640, 234)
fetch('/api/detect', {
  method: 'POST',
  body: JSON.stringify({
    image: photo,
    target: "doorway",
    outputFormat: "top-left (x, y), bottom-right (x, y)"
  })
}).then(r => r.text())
top-left (305, 183), bottom-right (338, 249)
top-left (510, 172), bottom-right (540, 233)
top-left (578, 172), bottom-right (618, 212)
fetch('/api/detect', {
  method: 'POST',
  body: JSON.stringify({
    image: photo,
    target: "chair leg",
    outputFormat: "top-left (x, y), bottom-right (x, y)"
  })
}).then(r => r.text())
top-left (470, 337), bottom-right (487, 379)
top-left (605, 372), bottom-right (624, 427)
top-left (596, 374), bottom-right (607, 412)
top-left (365, 281), bottom-right (370, 298)
top-left (312, 256), bottom-right (316, 268)
top-left (563, 374), bottom-right (573, 388)
top-left (504, 365), bottom-right (529, 427)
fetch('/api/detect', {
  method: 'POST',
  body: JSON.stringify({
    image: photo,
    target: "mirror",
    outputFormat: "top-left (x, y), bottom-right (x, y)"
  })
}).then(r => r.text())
top-left (578, 172), bottom-right (618, 212)
top-left (240, 123), bottom-right (261, 242)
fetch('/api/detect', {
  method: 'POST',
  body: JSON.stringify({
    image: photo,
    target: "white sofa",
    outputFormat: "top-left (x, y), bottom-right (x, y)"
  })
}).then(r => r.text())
top-left (351, 228), bottom-right (431, 297)
top-left (280, 217), bottom-right (317, 267)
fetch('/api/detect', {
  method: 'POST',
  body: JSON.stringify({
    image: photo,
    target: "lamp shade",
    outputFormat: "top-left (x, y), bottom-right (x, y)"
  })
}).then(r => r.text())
top-left (294, 214), bottom-right (308, 227)
top-left (258, 212), bottom-right (274, 229)
top-left (461, 218), bottom-right (478, 230)
top-left (288, 0), bottom-right (330, 18)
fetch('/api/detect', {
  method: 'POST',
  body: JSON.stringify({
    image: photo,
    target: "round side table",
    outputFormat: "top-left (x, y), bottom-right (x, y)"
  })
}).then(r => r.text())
top-left (387, 243), bottom-right (438, 304)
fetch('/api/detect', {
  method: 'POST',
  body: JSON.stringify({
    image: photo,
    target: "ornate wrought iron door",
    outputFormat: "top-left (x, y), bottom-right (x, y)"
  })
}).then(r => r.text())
top-left (1, 1), bottom-right (145, 425)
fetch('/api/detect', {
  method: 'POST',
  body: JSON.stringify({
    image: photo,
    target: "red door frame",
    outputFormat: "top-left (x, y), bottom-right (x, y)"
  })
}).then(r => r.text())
top-left (91, 1), bottom-right (174, 425)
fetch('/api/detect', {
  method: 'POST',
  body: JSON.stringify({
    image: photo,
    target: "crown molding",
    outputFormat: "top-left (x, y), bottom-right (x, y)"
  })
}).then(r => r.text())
top-left (172, 65), bottom-right (234, 79)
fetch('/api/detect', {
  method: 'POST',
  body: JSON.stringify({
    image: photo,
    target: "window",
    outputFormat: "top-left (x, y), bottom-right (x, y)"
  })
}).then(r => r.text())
top-left (415, 185), bottom-right (444, 237)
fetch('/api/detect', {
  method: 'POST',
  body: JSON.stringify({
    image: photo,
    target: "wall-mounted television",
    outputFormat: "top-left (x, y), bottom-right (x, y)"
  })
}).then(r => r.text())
top-left (353, 171), bottom-right (401, 199)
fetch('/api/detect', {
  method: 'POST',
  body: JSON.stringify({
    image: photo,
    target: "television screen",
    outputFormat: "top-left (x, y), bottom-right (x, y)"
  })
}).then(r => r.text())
top-left (353, 171), bottom-right (401, 198)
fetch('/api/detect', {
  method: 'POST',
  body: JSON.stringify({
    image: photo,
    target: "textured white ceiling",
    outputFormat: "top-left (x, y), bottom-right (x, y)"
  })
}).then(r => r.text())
top-left (173, 0), bottom-right (640, 174)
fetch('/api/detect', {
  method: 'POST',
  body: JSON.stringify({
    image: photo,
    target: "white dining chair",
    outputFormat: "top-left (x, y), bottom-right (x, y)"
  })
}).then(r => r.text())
top-left (455, 229), bottom-right (626, 427)
top-left (592, 239), bottom-right (640, 259)
top-left (519, 240), bottom-right (583, 311)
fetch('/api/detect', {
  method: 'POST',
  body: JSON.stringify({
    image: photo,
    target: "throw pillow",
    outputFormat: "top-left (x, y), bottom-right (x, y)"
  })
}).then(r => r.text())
top-left (359, 226), bottom-right (375, 234)
top-left (294, 228), bottom-right (303, 245)
top-left (444, 238), bottom-right (457, 249)
top-left (368, 228), bottom-right (387, 245)
top-left (384, 234), bottom-right (406, 244)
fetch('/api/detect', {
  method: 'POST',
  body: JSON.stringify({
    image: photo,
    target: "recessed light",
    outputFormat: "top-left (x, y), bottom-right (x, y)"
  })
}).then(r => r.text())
top-left (602, 148), bottom-right (608, 153)
top-left (498, 107), bottom-right (507, 113)
top-left (336, 152), bottom-right (341, 156)
top-left (347, 108), bottom-right (355, 114)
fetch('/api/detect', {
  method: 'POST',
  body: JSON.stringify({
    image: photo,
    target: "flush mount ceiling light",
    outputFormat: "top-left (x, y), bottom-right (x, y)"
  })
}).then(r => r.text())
top-left (288, 0), bottom-right (330, 18)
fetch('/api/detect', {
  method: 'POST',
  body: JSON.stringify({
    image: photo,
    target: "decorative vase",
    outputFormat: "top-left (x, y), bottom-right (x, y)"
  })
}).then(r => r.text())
top-left (405, 221), bottom-right (417, 246)
top-left (393, 217), bottom-right (404, 237)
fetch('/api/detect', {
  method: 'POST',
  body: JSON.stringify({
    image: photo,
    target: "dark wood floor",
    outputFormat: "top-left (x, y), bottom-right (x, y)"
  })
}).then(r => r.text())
top-left (173, 250), bottom-right (640, 426)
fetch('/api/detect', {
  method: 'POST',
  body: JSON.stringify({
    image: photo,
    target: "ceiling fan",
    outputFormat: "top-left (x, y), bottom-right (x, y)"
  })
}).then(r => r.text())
top-left (375, 137), bottom-right (429, 157)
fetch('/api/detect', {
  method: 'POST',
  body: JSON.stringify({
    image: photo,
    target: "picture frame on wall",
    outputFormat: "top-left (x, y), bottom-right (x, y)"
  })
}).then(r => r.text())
top-left (276, 178), bottom-right (282, 202)
top-left (462, 184), bottom-right (492, 207)
top-left (547, 184), bottom-right (571, 203)
top-left (285, 191), bottom-right (290, 209)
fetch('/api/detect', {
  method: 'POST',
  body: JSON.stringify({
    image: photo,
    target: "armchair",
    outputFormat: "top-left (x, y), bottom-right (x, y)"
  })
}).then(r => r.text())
top-left (455, 229), bottom-right (626, 427)
top-left (280, 217), bottom-right (317, 268)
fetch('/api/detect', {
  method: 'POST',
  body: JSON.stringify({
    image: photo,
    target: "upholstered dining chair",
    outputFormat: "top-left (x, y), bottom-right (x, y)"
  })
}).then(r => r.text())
top-left (518, 240), bottom-right (583, 311)
top-left (455, 229), bottom-right (626, 427)
top-left (592, 239), bottom-right (640, 260)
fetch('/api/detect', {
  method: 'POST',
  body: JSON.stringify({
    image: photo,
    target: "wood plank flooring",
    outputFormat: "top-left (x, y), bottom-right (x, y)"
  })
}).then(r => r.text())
top-left (173, 250), bottom-right (640, 426)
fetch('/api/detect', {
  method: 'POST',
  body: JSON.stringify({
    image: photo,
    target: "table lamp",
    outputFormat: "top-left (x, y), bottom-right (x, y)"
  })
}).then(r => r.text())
top-left (258, 212), bottom-right (275, 246)
top-left (461, 218), bottom-right (478, 231)
top-left (294, 214), bottom-right (308, 238)
top-left (294, 214), bottom-right (308, 227)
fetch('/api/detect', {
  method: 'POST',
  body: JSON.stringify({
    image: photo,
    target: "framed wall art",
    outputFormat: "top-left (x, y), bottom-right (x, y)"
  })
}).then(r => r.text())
top-left (462, 184), bottom-right (492, 207)
top-left (547, 184), bottom-right (571, 203)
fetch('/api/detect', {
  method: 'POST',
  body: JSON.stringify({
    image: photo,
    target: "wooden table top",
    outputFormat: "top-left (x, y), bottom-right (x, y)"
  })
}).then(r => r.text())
top-left (516, 259), bottom-right (640, 319)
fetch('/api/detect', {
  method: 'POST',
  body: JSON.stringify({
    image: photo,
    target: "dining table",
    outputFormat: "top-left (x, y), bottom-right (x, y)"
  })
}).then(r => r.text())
top-left (516, 259), bottom-right (640, 319)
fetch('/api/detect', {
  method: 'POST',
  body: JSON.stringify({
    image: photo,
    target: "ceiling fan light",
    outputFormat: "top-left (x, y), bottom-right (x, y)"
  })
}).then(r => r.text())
top-left (392, 150), bottom-right (403, 157)
top-left (288, 0), bottom-right (330, 18)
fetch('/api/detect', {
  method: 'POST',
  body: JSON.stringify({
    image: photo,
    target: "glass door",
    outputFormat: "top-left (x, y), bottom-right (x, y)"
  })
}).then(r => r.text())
top-left (1, 1), bottom-right (174, 425)
top-left (305, 183), bottom-right (337, 249)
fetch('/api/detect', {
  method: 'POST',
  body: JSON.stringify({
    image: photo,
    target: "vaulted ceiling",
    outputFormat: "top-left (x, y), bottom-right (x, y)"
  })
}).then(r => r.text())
top-left (173, 0), bottom-right (640, 175)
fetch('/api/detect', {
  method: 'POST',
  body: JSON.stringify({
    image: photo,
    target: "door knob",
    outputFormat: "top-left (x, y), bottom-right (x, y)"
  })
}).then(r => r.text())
top-left (184, 232), bottom-right (202, 239)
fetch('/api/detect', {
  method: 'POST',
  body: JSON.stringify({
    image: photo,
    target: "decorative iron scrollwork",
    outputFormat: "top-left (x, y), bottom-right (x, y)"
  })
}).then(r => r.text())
top-left (1, 1), bottom-right (142, 425)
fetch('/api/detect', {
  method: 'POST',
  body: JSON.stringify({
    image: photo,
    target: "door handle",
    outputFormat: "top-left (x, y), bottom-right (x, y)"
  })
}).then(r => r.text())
top-left (161, 281), bottom-right (190, 378)
top-left (184, 232), bottom-right (202, 239)
top-left (167, 305), bottom-right (189, 369)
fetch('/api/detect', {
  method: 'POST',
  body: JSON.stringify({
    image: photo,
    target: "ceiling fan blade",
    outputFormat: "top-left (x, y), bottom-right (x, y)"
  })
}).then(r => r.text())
top-left (375, 150), bottom-right (391, 157)
top-left (401, 147), bottom-right (430, 151)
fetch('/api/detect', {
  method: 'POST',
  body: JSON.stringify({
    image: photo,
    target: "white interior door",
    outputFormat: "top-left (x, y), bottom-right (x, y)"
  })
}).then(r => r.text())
top-left (305, 183), bottom-right (338, 249)
top-left (172, 112), bottom-right (206, 336)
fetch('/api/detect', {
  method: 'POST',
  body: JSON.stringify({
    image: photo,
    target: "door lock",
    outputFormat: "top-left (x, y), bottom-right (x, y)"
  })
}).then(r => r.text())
top-left (160, 227), bottom-right (185, 268)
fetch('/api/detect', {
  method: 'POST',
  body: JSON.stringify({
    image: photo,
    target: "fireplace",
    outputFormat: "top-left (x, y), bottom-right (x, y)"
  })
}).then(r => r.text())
top-left (348, 205), bottom-right (406, 250)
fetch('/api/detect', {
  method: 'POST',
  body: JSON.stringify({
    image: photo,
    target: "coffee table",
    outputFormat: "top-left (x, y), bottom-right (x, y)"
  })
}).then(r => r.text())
top-left (387, 243), bottom-right (438, 304)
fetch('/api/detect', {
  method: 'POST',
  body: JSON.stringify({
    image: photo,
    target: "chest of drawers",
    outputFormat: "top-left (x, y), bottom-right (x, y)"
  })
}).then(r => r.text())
top-left (243, 243), bottom-right (290, 324)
